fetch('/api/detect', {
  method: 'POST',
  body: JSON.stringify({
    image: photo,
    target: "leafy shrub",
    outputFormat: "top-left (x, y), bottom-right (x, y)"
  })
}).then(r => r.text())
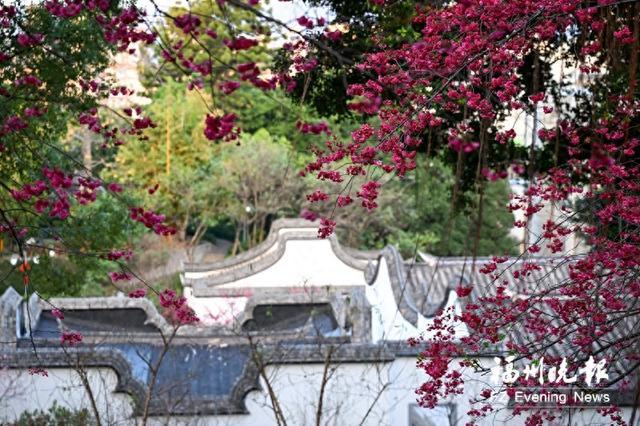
top-left (11, 402), bottom-right (91, 426)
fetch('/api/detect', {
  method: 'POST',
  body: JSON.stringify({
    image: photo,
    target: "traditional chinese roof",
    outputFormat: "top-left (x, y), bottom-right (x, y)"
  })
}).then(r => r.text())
top-left (181, 218), bottom-right (376, 294)
top-left (365, 245), bottom-right (575, 325)
top-left (0, 219), bottom-right (595, 418)
top-left (0, 287), bottom-right (415, 416)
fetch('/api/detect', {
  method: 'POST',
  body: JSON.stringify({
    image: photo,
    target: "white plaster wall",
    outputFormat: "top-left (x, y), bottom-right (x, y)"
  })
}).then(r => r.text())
top-left (1, 359), bottom-right (634, 425)
top-left (0, 367), bottom-right (133, 424)
top-left (215, 239), bottom-right (365, 289)
top-left (366, 257), bottom-right (417, 342)
top-left (184, 235), bottom-right (367, 324)
top-left (147, 360), bottom-right (449, 426)
top-left (183, 293), bottom-right (248, 326)
top-left (184, 227), bottom-right (366, 286)
top-left (386, 357), bottom-right (516, 425)
top-left (366, 257), bottom-right (468, 343)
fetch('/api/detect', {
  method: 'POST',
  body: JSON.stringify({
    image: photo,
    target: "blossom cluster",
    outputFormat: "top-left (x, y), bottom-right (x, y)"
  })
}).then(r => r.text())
top-left (159, 289), bottom-right (199, 326)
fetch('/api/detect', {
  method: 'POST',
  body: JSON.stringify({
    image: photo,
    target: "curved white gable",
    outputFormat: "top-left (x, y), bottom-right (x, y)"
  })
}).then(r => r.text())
top-left (366, 257), bottom-right (468, 343)
top-left (216, 238), bottom-right (365, 289)
top-left (182, 221), bottom-right (371, 325)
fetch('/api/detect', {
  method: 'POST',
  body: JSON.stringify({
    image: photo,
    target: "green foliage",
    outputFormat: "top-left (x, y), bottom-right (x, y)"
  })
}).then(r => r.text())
top-left (110, 75), bottom-right (350, 251)
top-left (131, 0), bottom-right (516, 260)
top-left (1, 2), bottom-right (115, 184)
top-left (278, 0), bottom-right (419, 117)
top-left (11, 402), bottom-right (91, 426)
top-left (0, 1), bottom-right (140, 297)
top-left (336, 158), bottom-right (518, 257)
top-left (0, 0), bottom-right (524, 302)
top-left (109, 81), bottom-right (308, 250)
top-left (226, 85), bottom-right (359, 152)
top-left (108, 80), bottom-right (219, 241)
top-left (212, 128), bottom-right (309, 251)
top-left (142, 0), bottom-right (270, 88)
top-left (114, 77), bottom-right (517, 259)
top-left (0, 192), bottom-right (138, 298)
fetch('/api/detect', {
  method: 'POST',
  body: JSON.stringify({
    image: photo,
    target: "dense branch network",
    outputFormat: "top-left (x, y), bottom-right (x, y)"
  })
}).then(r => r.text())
top-left (1, 0), bottom-right (639, 424)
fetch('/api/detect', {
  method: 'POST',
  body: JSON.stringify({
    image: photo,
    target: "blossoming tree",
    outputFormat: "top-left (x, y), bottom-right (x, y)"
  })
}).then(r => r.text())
top-left (1, 0), bottom-right (639, 424)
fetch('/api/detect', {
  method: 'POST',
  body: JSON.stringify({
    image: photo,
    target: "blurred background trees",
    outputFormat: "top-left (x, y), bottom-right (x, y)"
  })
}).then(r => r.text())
top-left (1, 0), bottom-right (517, 299)
top-left (333, 159), bottom-right (516, 257)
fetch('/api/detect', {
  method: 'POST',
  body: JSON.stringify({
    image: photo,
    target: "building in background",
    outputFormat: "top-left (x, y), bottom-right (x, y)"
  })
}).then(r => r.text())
top-left (1, 219), bottom-right (631, 425)
top-left (504, 49), bottom-right (592, 256)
